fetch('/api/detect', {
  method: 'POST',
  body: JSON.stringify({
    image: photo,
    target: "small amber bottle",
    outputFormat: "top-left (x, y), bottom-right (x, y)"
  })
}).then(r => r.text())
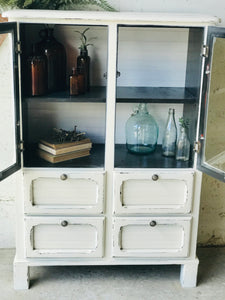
top-left (69, 67), bottom-right (85, 96)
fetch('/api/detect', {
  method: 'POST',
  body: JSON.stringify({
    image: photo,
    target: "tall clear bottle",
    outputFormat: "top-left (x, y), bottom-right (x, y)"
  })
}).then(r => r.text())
top-left (162, 108), bottom-right (177, 157)
top-left (125, 103), bottom-right (158, 154)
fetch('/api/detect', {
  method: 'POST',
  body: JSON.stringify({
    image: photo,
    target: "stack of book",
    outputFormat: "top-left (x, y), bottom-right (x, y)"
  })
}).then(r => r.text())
top-left (37, 138), bottom-right (92, 163)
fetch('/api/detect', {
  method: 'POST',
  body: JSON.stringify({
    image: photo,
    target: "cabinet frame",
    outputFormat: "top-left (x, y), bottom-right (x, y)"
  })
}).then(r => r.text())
top-left (0, 10), bottom-right (223, 289)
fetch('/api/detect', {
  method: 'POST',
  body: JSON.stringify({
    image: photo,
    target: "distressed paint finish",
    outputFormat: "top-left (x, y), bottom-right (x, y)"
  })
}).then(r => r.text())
top-left (0, 9), bottom-right (223, 289)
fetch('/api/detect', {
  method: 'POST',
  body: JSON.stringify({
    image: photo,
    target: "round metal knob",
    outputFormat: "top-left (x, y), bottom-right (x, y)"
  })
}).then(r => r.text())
top-left (61, 220), bottom-right (68, 227)
top-left (150, 220), bottom-right (157, 227)
top-left (60, 174), bottom-right (68, 181)
top-left (152, 174), bottom-right (159, 181)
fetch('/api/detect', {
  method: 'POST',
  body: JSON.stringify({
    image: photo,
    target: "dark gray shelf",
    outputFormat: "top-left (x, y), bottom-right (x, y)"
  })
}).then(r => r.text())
top-left (116, 87), bottom-right (196, 103)
top-left (115, 144), bottom-right (193, 168)
top-left (24, 86), bottom-right (197, 104)
top-left (24, 86), bottom-right (107, 103)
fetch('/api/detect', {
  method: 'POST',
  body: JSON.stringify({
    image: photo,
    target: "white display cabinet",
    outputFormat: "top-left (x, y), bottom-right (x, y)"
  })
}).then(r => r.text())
top-left (0, 10), bottom-right (224, 289)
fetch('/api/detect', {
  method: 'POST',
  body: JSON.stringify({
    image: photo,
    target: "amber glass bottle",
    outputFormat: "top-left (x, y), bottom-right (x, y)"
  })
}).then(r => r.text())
top-left (37, 27), bottom-right (66, 93)
top-left (70, 68), bottom-right (85, 96)
top-left (26, 45), bottom-right (47, 96)
top-left (77, 46), bottom-right (90, 92)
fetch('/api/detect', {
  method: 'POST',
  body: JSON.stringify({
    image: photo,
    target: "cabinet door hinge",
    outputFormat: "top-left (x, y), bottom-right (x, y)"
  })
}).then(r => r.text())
top-left (201, 45), bottom-right (209, 58)
top-left (18, 140), bottom-right (25, 152)
top-left (194, 141), bottom-right (201, 153)
top-left (15, 41), bottom-right (22, 54)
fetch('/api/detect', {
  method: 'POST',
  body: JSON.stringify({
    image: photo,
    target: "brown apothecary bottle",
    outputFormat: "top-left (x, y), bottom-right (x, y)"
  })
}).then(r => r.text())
top-left (37, 27), bottom-right (66, 93)
top-left (70, 67), bottom-right (85, 96)
top-left (26, 45), bottom-right (47, 96)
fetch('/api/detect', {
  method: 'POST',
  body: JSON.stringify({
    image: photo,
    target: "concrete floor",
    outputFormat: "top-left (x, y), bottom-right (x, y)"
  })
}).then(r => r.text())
top-left (0, 248), bottom-right (225, 300)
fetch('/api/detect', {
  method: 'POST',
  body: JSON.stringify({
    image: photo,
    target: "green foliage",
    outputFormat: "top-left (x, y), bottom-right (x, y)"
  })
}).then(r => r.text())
top-left (0, 0), bottom-right (116, 11)
top-left (75, 27), bottom-right (96, 50)
top-left (179, 117), bottom-right (190, 129)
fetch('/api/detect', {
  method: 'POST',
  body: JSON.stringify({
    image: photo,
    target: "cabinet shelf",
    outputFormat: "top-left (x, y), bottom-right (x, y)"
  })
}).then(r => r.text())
top-left (24, 86), bottom-right (107, 103)
top-left (24, 144), bottom-right (105, 168)
top-left (116, 87), bottom-right (197, 103)
top-left (23, 86), bottom-right (196, 104)
top-left (115, 144), bottom-right (193, 168)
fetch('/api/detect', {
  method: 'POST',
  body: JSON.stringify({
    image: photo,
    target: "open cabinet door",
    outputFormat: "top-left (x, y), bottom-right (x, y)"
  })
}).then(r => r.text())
top-left (0, 22), bottom-right (21, 181)
top-left (198, 27), bottom-right (225, 182)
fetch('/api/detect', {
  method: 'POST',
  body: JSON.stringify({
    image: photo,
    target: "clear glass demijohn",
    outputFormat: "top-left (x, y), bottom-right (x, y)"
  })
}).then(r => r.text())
top-left (125, 103), bottom-right (159, 154)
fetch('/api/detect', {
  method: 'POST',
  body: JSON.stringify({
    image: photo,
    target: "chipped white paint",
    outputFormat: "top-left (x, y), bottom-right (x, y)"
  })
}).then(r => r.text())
top-left (0, 4), bottom-right (224, 290)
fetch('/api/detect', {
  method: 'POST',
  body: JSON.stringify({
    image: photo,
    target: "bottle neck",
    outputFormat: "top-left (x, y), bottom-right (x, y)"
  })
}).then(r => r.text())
top-left (138, 103), bottom-right (148, 115)
top-left (80, 47), bottom-right (88, 56)
top-left (167, 109), bottom-right (176, 123)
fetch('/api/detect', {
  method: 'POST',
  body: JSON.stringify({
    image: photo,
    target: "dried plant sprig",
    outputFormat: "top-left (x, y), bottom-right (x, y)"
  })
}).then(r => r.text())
top-left (179, 117), bottom-right (190, 129)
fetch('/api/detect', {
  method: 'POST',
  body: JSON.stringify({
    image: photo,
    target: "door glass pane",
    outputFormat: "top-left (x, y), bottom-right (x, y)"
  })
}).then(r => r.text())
top-left (0, 32), bottom-right (16, 172)
top-left (204, 37), bottom-right (225, 172)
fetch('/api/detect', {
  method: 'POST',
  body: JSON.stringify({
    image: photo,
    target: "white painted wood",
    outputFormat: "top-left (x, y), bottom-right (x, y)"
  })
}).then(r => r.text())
top-left (25, 216), bottom-right (105, 258)
top-left (113, 217), bottom-right (191, 258)
top-left (104, 23), bottom-right (118, 259)
top-left (13, 260), bottom-right (30, 290)
top-left (180, 258), bottom-right (199, 287)
top-left (23, 170), bottom-right (105, 214)
top-left (1, 10), bottom-right (219, 289)
top-left (114, 171), bottom-right (194, 214)
top-left (3, 10), bottom-right (219, 26)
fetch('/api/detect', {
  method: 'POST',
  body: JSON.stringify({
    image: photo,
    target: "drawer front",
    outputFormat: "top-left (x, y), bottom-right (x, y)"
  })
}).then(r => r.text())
top-left (24, 171), bottom-right (105, 214)
top-left (113, 217), bottom-right (191, 258)
top-left (114, 171), bottom-right (194, 214)
top-left (25, 217), bottom-right (105, 258)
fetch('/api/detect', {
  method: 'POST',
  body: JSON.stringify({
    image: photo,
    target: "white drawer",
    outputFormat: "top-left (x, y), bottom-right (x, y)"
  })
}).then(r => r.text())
top-left (24, 171), bottom-right (105, 214)
top-left (113, 217), bottom-right (191, 258)
top-left (114, 171), bottom-right (194, 214)
top-left (25, 216), bottom-right (105, 258)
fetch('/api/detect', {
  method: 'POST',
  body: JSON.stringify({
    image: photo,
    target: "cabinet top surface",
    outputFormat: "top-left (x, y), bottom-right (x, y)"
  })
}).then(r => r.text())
top-left (3, 9), bottom-right (219, 26)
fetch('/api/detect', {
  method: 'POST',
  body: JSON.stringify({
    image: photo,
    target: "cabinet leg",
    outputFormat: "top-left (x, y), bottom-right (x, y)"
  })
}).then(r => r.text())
top-left (180, 258), bottom-right (199, 287)
top-left (14, 261), bottom-right (30, 290)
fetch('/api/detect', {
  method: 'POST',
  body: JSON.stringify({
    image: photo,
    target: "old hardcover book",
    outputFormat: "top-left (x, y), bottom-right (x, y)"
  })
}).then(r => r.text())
top-left (38, 138), bottom-right (92, 155)
top-left (37, 148), bottom-right (90, 163)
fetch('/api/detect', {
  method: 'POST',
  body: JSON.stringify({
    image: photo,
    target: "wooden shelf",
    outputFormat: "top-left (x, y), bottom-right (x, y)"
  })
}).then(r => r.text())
top-left (115, 144), bottom-right (193, 168)
top-left (24, 86), bottom-right (196, 104)
top-left (24, 143), bottom-right (105, 168)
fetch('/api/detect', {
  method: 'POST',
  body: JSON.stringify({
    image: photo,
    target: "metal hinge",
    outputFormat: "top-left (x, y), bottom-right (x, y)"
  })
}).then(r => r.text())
top-left (194, 141), bottom-right (201, 153)
top-left (201, 45), bottom-right (209, 58)
top-left (15, 41), bottom-right (22, 54)
top-left (18, 140), bottom-right (25, 152)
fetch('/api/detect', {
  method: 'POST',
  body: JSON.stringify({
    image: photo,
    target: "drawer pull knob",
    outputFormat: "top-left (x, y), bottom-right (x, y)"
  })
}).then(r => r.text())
top-left (152, 174), bottom-right (159, 181)
top-left (150, 221), bottom-right (157, 227)
top-left (61, 220), bottom-right (68, 227)
top-left (60, 174), bottom-right (68, 181)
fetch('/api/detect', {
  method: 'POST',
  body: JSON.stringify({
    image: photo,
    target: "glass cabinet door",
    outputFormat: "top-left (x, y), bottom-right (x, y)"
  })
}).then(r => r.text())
top-left (0, 23), bottom-right (20, 181)
top-left (198, 27), bottom-right (225, 182)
